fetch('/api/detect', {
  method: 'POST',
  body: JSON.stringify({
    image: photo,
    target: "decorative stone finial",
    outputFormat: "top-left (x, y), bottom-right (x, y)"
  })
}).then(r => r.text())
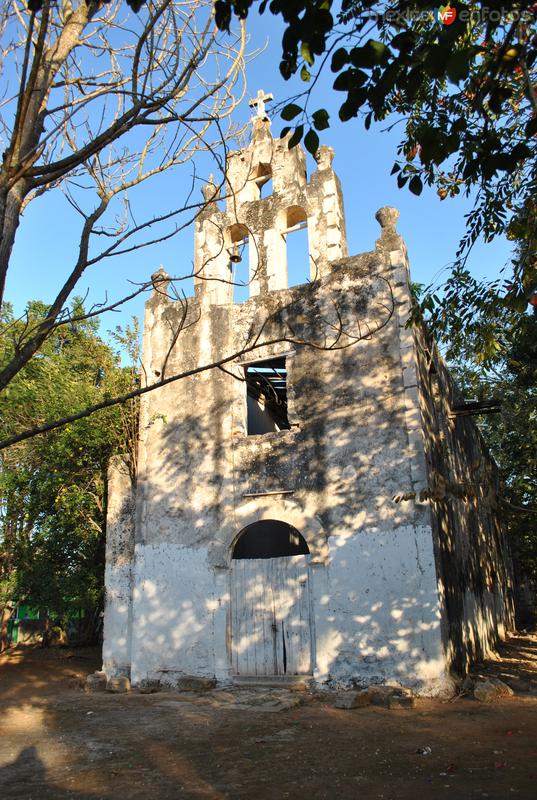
top-left (201, 174), bottom-right (219, 203)
top-left (249, 89), bottom-right (273, 121)
top-left (150, 266), bottom-right (170, 296)
top-left (315, 145), bottom-right (334, 171)
top-left (375, 206), bottom-right (400, 230)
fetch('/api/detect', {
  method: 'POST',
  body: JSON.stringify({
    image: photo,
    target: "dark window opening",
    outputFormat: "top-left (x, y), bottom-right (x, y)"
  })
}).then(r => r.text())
top-left (245, 357), bottom-right (290, 434)
top-left (233, 520), bottom-right (309, 559)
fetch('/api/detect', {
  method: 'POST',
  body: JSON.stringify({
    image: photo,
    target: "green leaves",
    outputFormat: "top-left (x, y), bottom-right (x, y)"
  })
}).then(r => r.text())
top-left (331, 48), bottom-right (349, 72)
top-left (125, 0), bottom-right (146, 11)
top-left (304, 129), bottom-right (320, 155)
top-left (333, 68), bottom-right (367, 91)
top-left (350, 40), bottom-right (389, 68)
top-left (446, 49), bottom-right (473, 84)
top-left (409, 175), bottom-right (423, 196)
top-left (281, 107), bottom-right (329, 153)
top-left (525, 117), bottom-right (537, 137)
top-left (288, 124), bottom-right (304, 149)
top-left (312, 108), bottom-right (330, 130)
top-left (220, 0), bottom-right (537, 280)
top-left (390, 31), bottom-right (415, 53)
top-left (0, 301), bottom-right (138, 637)
top-left (301, 41), bottom-right (314, 66)
top-left (338, 88), bottom-right (368, 120)
top-left (281, 103), bottom-right (302, 121)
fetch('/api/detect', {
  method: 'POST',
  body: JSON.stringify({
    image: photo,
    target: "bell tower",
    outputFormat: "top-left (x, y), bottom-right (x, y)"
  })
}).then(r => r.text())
top-left (193, 91), bottom-right (348, 305)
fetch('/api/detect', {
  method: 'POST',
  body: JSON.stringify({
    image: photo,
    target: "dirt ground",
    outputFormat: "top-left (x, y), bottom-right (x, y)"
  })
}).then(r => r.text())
top-left (1, 635), bottom-right (537, 800)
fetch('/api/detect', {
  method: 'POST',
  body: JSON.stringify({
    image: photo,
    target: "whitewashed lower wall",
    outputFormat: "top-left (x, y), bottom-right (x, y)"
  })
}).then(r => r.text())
top-left (130, 545), bottom-right (229, 685)
top-left (102, 457), bottom-right (135, 680)
top-left (128, 524), bottom-right (450, 694)
top-left (313, 524), bottom-right (450, 695)
top-left (102, 562), bottom-right (133, 678)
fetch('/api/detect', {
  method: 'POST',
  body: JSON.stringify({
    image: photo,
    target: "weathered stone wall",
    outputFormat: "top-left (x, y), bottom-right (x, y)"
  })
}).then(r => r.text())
top-left (193, 119), bottom-right (347, 306)
top-left (107, 121), bottom-right (512, 694)
top-left (130, 229), bottom-right (449, 692)
top-left (414, 332), bottom-right (515, 675)
top-left (102, 456), bottom-right (135, 679)
top-left (374, 209), bottom-right (514, 675)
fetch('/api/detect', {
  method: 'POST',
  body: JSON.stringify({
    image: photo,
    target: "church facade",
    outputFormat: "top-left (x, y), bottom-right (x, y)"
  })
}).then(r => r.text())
top-left (102, 110), bottom-right (514, 695)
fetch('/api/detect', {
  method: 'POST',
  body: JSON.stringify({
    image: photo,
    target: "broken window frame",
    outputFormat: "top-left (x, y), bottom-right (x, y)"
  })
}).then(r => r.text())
top-left (243, 356), bottom-right (291, 435)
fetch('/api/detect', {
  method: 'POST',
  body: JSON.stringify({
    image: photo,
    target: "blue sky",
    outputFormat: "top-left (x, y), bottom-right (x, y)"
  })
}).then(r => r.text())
top-left (5, 9), bottom-right (513, 351)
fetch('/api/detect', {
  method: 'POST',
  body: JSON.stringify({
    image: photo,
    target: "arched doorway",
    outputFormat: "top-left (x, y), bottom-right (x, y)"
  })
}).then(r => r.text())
top-left (230, 520), bottom-right (314, 677)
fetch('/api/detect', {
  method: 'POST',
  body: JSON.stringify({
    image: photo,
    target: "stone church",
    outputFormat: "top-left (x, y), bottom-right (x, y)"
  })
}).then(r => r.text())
top-left (102, 98), bottom-right (514, 695)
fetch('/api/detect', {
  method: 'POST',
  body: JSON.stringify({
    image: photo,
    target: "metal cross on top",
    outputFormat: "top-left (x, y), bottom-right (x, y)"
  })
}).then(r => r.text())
top-left (249, 89), bottom-right (273, 120)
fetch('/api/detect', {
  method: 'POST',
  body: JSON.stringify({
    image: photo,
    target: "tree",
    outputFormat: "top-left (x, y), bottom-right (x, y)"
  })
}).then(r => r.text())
top-left (216, 2), bottom-right (536, 207)
top-left (216, 1), bottom-right (537, 354)
top-left (450, 304), bottom-right (537, 619)
top-left (0, 278), bottom-right (396, 451)
top-left (0, 300), bottom-right (138, 648)
top-left (0, 0), bottom-right (245, 393)
top-left (0, 1), bottom-right (401, 456)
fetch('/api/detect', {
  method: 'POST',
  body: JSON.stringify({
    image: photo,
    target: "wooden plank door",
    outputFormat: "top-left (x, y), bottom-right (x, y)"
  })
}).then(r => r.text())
top-left (231, 554), bottom-right (312, 676)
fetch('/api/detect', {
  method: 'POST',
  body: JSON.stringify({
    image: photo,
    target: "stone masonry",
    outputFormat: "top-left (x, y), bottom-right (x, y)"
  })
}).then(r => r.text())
top-left (102, 110), bottom-right (514, 695)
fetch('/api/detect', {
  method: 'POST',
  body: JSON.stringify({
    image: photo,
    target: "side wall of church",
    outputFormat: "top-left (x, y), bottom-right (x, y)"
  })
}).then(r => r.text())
top-left (414, 331), bottom-right (515, 675)
top-left (375, 216), bottom-right (515, 677)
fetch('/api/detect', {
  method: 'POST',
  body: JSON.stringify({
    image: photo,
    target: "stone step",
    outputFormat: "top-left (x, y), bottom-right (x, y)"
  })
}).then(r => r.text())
top-left (232, 675), bottom-right (313, 690)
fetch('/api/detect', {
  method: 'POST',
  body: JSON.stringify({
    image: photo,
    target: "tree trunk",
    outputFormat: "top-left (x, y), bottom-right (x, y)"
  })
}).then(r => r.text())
top-left (0, 0), bottom-right (95, 310)
top-left (0, 602), bottom-right (14, 652)
top-left (0, 182), bottom-right (26, 309)
top-left (41, 611), bottom-right (51, 648)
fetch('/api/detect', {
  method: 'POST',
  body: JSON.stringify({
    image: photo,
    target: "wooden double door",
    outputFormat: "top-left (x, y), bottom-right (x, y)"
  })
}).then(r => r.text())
top-left (231, 554), bottom-right (313, 676)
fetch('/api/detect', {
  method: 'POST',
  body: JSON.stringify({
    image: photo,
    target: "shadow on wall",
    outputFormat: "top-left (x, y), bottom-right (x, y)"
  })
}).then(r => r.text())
top-left (414, 329), bottom-right (515, 673)
top-left (128, 303), bottom-right (510, 685)
top-left (130, 335), bottom-right (446, 687)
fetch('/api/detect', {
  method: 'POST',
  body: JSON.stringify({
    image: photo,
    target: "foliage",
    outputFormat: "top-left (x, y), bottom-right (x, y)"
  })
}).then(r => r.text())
top-left (451, 307), bottom-right (537, 581)
top-left (410, 197), bottom-right (537, 366)
top-left (216, 1), bottom-right (537, 365)
top-left (217, 2), bottom-right (536, 199)
top-left (0, 301), bottom-right (138, 645)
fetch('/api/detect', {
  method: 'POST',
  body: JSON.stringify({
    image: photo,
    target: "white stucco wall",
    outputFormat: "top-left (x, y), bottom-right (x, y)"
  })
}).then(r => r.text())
top-left (312, 524), bottom-right (448, 694)
top-left (130, 545), bottom-right (225, 685)
top-left (128, 522), bottom-right (449, 694)
top-left (102, 457), bottom-right (135, 679)
top-left (102, 561), bottom-right (134, 678)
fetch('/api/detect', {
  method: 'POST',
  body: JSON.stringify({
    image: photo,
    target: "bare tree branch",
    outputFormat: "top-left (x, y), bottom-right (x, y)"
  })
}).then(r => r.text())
top-left (0, 0), bottom-right (247, 394)
top-left (0, 0), bottom-right (246, 320)
top-left (0, 276), bottom-right (395, 450)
